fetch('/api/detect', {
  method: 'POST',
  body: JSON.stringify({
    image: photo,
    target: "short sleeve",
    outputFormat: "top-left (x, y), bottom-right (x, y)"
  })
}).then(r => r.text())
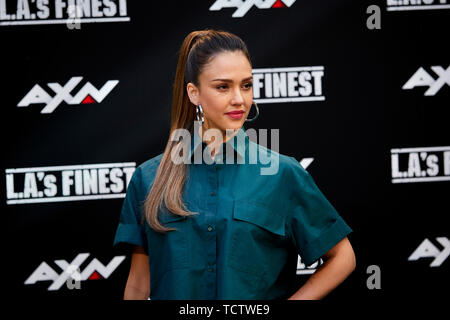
top-left (113, 166), bottom-right (148, 254)
top-left (285, 156), bottom-right (352, 266)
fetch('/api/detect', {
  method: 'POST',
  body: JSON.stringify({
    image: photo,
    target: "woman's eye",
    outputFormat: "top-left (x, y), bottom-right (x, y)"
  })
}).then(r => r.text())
top-left (217, 83), bottom-right (252, 90)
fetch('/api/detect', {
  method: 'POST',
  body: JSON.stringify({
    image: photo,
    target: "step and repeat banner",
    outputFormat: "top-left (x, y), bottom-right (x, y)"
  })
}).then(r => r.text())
top-left (2, 0), bottom-right (448, 300)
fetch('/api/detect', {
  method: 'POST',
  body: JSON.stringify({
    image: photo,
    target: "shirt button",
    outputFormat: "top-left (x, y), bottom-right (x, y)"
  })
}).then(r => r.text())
top-left (210, 191), bottom-right (215, 196)
top-left (208, 267), bottom-right (214, 272)
top-left (207, 226), bottom-right (213, 232)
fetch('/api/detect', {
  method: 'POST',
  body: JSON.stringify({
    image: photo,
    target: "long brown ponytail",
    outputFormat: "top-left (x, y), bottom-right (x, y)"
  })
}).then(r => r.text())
top-left (144, 29), bottom-right (251, 233)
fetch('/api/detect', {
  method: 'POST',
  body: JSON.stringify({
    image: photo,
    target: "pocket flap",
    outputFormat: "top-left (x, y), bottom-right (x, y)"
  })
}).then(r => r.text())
top-left (233, 200), bottom-right (285, 236)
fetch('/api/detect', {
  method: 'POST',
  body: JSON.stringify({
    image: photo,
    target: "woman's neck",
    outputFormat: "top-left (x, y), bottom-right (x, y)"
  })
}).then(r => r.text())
top-left (197, 125), bottom-right (240, 158)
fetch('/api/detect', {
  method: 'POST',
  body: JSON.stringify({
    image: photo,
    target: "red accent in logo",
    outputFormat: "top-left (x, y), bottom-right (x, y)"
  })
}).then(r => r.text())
top-left (88, 271), bottom-right (103, 280)
top-left (81, 95), bottom-right (97, 104)
top-left (272, 0), bottom-right (287, 8)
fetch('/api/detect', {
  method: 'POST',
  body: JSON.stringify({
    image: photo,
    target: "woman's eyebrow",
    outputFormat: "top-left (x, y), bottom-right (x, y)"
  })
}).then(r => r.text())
top-left (211, 76), bottom-right (253, 82)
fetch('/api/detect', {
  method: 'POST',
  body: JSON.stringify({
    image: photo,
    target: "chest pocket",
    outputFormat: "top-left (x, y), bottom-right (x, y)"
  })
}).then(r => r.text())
top-left (228, 200), bottom-right (289, 276)
top-left (146, 207), bottom-right (191, 287)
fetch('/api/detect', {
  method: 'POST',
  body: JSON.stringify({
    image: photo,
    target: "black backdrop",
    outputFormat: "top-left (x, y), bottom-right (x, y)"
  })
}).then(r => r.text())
top-left (2, 0), bottom-right (448, 301)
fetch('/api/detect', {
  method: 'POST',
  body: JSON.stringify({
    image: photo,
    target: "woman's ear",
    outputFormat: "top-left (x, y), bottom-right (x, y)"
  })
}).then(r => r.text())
top-left (186, 82), bottom-right (199, 105)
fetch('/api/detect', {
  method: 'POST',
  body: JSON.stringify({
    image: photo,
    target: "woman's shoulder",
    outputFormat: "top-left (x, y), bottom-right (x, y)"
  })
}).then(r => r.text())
top-left (138, 152), bottom-right (164, 172)
top-left (248, 139), bottom-right (307, 176)
top-left (132, 152), bottom-right (164, 186)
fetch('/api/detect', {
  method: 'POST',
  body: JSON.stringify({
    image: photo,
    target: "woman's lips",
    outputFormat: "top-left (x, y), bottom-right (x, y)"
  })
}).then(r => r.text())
top-left (226, 110), bottom-right (244, 119)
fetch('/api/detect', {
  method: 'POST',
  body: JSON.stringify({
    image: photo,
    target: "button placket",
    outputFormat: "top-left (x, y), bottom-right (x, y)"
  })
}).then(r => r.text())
top-left (204, 163), bottom-right (218, 298)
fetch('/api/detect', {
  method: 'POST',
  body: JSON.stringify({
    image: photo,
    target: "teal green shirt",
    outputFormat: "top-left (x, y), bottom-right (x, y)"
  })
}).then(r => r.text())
top-left (113, 125), bottom-right (352, 299)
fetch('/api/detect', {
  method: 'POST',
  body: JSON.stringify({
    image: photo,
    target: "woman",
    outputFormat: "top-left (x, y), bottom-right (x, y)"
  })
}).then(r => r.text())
top-left (113, 29), bottom-right (356, 300)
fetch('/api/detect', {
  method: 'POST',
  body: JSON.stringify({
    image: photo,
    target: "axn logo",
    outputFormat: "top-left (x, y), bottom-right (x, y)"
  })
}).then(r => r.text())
top-left (296, 255), bottom-right (323, 275)
top-left (17, 77), bottom-right (119, 113)
top-left (210, 0), bottom-right (296, 18)
top-left (408, 237), bottom-right (449, 267)
top-left (24, 253), bottom-right (126, 290)
top-left (402, 65), bottom-right (450, 96)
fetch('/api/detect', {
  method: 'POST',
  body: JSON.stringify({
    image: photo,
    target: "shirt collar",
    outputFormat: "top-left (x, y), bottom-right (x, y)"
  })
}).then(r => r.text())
top-left (188, 125), bottom-right (249, 162)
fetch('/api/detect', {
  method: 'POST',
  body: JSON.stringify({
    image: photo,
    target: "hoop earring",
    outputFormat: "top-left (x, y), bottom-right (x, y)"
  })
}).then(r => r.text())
top-left (195, 104), bottom-right (204, 126)
top-left (245, 102), bottom-right (259, 122)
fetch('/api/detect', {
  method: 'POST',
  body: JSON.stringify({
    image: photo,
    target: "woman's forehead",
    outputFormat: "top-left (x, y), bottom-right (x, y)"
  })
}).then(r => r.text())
top-left (201, 51), bottom-right (252, 81)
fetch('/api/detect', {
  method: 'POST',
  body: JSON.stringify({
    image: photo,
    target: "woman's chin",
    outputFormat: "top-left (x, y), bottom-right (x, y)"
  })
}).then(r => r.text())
top-left (222, 120), bottom-right (244, 131)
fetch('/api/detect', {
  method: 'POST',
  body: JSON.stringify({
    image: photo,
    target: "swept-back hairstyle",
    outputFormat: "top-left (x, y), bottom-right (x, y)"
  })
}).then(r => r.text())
top-left (144, 29), bottom-right (252, 232)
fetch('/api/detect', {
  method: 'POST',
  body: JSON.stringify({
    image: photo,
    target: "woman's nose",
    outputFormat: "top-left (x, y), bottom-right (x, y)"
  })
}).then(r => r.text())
top-left (231, 87), bottom-right (245, 105)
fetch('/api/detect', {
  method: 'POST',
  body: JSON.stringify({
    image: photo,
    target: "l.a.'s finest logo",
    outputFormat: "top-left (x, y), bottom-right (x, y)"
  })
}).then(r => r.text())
top-left (408, 237), bottom-right (449, 267)
top-left (0, 0), bottom-right (130, 26)
top-left (24, 253), bottom-right (126, 291)
top-left (402, 66), bottom-right (450, 96)
top-left (5, 162), bottom-right (135, 204)
top-left (210, 0), bottom-right (296, 18)
top-left (17, 77), bottom-right (119, 113)
top-left (387, 0), bottom-right (450, 11)
top-left (391, 146), bottom-right (450, 183)
top-left (252, 66), bottom-right (325, 104)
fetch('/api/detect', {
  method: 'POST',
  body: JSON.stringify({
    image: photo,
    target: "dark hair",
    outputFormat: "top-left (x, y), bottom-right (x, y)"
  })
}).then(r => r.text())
top-left (144, 29), bottom-right (252, 233)
top-left (185, 30), bottom-right (252, 86)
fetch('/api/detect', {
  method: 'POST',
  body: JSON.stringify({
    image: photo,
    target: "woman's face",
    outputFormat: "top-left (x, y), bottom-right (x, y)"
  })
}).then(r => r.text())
top-left (187, 50), bottom-right (253, 141)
